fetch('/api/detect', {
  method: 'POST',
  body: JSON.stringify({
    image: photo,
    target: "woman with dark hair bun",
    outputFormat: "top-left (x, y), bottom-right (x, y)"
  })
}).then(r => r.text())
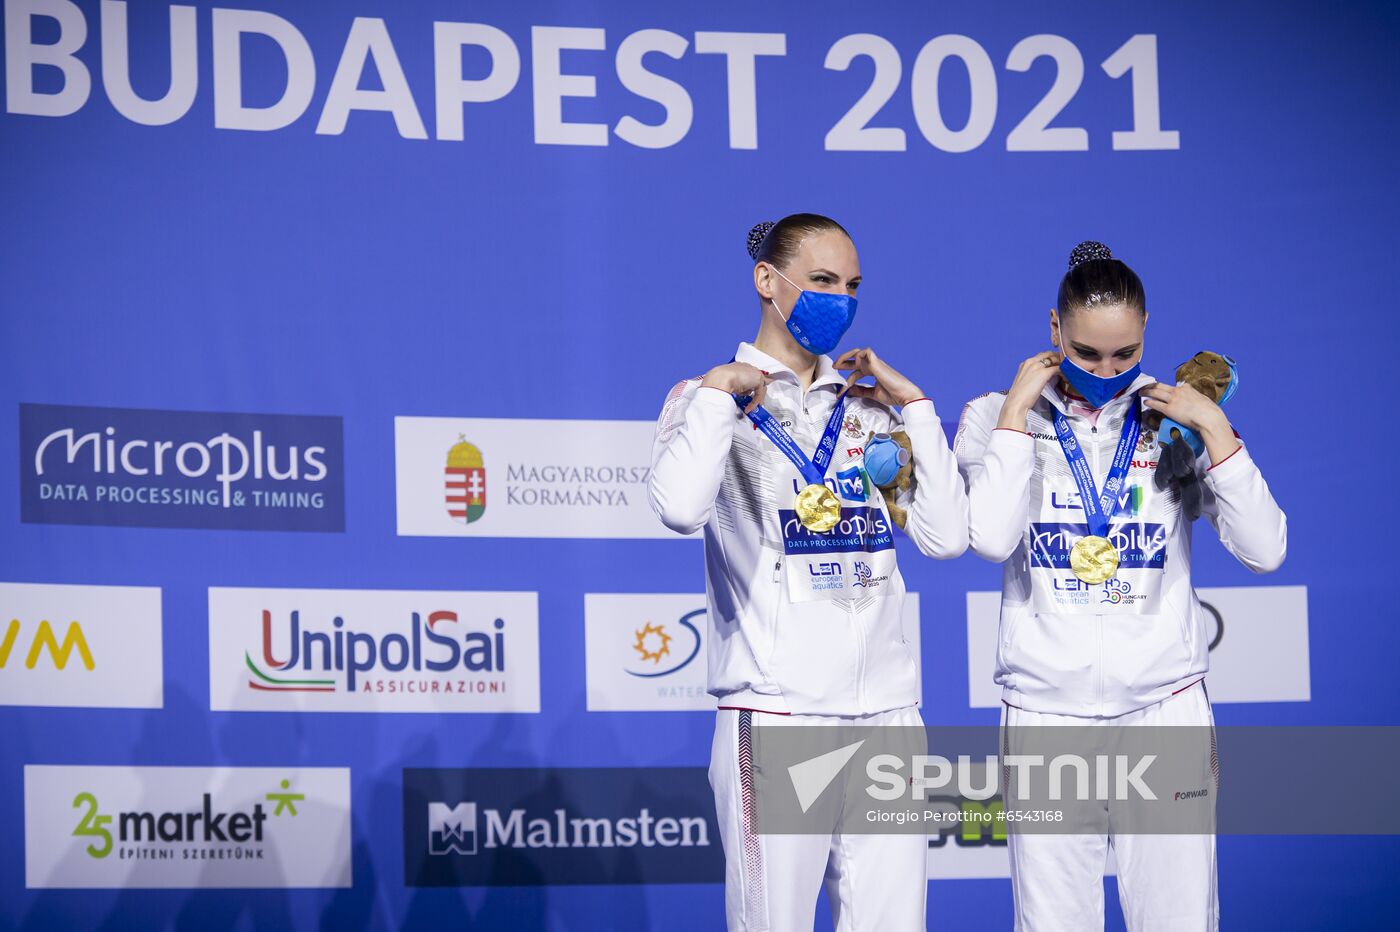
top-left (648, 213), bottom-right (968, 930)
top-left (955, 241), bottom-right (1287, 931)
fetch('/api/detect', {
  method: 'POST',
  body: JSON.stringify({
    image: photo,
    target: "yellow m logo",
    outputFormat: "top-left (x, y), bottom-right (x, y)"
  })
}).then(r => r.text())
top-left (0, 620), bottom-right (95, 670)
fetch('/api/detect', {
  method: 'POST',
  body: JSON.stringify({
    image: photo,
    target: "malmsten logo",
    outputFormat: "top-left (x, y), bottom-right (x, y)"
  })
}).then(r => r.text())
top-left (246, 609), bottom-right (506, 694)
top-left (404, 767), bottom-right (723, 886)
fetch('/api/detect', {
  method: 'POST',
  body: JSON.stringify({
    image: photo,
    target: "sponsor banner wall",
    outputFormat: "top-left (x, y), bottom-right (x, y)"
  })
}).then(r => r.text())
top-left (4, 0), bottom-right (1386, 927)
top-left (208, 587), bottom-right (540, 713)
top-left (24, 766), bottom-right (352, 889)
top-left (0, 582), bottom-right (163, 709)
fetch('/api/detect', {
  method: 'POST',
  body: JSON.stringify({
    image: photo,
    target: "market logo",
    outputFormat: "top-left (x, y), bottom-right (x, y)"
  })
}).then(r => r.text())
top-left (25, 765), bottom-right (351, 889)
top-left (1, 620), bottom-right (93, 671)
top-left (69, 778), bottom-right (302, 860)
top-left (626, 610), bottom-right (702, 679)
top-left (404, 768), bottom-right (721, 885)
top-left (20, 403), bottom-right (344, 532)
top-left (210, 588), bottom-right (541, 713)
top-left (1, 582), bottom-right (164, 710)
top-left (395, 416), bottom-right (679, 539)
top-left (445, 437), bottom-right (486, 524)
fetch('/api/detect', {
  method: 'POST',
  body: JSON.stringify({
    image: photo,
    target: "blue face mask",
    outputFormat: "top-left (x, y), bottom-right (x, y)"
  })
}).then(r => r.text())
top-left (770, 266), bottom-right (857, 356)
top-left (1058, 354), bottom-right (1142, 409)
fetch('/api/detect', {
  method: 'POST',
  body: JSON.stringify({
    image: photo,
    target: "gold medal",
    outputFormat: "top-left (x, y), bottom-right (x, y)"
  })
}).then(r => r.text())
top-left (794, 483), bottom-right (841, 532)
top-left (1069, 535), bottom-right (1120, 584)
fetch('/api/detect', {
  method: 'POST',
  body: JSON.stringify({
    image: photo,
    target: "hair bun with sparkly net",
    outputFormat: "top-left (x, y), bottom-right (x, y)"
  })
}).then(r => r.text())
top-left (1068, 240), bottom-right (1114, 269)
top-left (747, 221), bottom-right (776, 260)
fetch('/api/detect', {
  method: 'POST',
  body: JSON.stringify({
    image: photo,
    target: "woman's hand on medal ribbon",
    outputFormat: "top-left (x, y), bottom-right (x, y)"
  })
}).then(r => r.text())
top-left (702, 362), bottom-right (770, 415)
top-left (835, 348), bottom-right (924, 407)
top-left (997, 351), bottom-right (1063, 430)
top-left (1141, 381), bottom-right (1239, 465)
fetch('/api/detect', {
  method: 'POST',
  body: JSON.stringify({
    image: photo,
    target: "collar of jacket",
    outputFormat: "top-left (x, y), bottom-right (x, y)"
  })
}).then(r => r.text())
top-left (734, 341), bottom-right (848, 394)
top-left (1038, 371), bottom-right (1157, 418)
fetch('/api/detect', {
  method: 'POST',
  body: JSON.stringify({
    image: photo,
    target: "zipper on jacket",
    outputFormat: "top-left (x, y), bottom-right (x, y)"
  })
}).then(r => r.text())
top-left (854, 613), bottom-right (868, 712)
top-left (1089, 414), bottom-right (1104, 713)
top-left (772, 558), bottom-right (782, 583)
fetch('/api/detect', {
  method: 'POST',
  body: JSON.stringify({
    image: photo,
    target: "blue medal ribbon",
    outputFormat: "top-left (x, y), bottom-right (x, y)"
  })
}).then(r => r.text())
top-left (1053, 396), bottom-right (1141, 538)
top-left (734, 390), bottom-right (847, 487)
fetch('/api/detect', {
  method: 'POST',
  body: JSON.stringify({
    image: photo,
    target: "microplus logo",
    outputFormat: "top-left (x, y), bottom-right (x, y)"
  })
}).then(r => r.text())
top-left (20, 404), bottom-right (344, 531)
top-left (1030, 522), bottom-right (1167, 571)
top-left (209, 588), bottom-right (541, 713)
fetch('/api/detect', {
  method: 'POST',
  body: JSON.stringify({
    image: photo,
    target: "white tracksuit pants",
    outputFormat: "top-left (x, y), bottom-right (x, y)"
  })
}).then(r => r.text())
top-left (1002, 681), bottom-right (1219, 932)
top-left (710, 706), bottom-right (928, 931)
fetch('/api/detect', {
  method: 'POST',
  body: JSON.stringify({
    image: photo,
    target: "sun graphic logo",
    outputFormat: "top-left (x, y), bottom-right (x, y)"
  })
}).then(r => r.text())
top-left (631, 623), bottom-right (672, 665)
top-left (445, 436), bottom-right (486, 524)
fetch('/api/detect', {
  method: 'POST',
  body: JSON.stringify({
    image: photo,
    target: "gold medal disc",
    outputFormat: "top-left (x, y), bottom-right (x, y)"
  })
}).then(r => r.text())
top-left (794, 483), bottom-right (842, 532)
top-left (1070, 535), bottom-right (1120, 584)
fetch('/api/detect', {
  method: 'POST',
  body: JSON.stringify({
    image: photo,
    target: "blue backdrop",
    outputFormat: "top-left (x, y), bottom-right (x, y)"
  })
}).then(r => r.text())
top-left (3, 0), bottom-right (1398, 928)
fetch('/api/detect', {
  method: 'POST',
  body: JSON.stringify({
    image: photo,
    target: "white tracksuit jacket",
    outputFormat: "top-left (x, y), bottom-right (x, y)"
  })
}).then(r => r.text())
top-left (954, 373), bottom-right (1287, 718)
top-left (648, 342), bottom-right (968, 717)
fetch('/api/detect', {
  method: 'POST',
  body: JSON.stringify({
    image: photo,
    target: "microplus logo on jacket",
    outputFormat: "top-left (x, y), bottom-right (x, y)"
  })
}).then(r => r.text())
top-left (19, 403), bottom-right (344, 531)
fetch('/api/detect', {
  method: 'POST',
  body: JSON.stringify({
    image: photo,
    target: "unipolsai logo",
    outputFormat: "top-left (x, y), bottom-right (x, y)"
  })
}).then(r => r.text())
top-left (210, 588), bottom-right (541, 714)
top-left (445, 437), bottom-right (486, 524)
top-left (625, 609), bottom-right (702, 680)
top-left (245, 609), bottom-right (506, 694)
